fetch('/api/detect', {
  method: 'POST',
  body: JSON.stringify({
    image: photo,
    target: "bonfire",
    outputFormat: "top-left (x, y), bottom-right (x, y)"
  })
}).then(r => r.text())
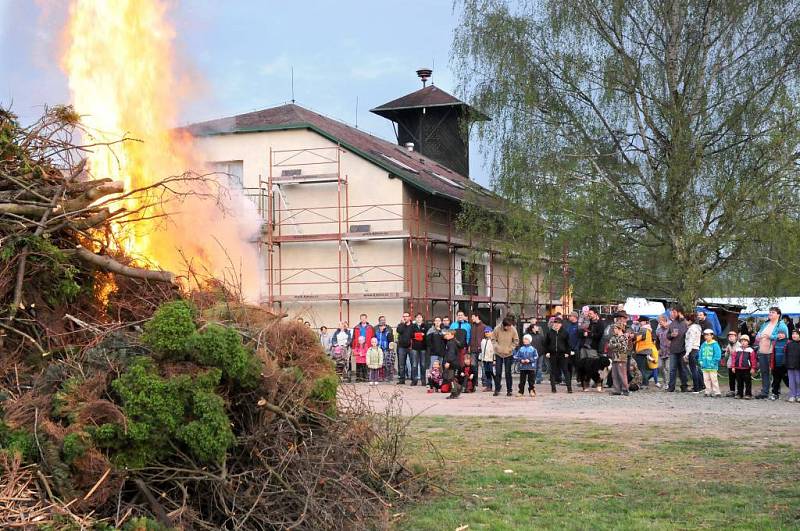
top-left (0, 105), bottom-right (424, 530)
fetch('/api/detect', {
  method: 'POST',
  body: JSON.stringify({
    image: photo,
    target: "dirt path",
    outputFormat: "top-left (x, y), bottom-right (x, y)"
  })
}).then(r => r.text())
top-left (347, 382), bottom-right (800, 439)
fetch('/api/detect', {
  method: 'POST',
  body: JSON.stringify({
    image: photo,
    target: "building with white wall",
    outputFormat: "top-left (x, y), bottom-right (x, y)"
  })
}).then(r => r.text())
top-left (187, 74), bottom-right (565, 327)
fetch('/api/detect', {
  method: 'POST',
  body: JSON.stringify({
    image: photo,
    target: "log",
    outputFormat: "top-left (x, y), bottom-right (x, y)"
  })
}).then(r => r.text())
top-left (72, 246), bottom-right (175, 283)
top-left (63, 181), bottom-right (124, 212)
top-left (69, 208), bottom-right (116, 230)
top-left (0, 203), bottom-right (61, 217)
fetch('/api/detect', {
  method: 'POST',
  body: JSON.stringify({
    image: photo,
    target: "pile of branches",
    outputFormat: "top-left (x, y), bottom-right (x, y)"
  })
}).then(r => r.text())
top-left (0, 105), bottom-right (224, 357)
top-left (0, 107), bottom-right (426, 529)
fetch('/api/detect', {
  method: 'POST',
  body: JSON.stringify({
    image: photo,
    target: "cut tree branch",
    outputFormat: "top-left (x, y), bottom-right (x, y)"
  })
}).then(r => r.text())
top-left (72, 246), bottom-right (175, 283)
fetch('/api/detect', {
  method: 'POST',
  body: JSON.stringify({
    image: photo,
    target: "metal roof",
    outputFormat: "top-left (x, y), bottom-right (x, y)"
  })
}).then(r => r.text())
top-left (185, 103), bottom-right (500, 208)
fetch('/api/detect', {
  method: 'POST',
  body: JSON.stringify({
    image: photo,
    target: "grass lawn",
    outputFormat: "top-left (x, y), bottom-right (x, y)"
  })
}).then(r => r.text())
top-left (393, 416), bottom-right (800, 531)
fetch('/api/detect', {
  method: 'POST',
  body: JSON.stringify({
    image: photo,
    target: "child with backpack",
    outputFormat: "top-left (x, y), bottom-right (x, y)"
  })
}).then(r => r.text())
top-left (731, 335), bottom-right (757, 399)
top-left (698, 329), bottom-right (723, 397)
top-left (366, 337), bottom-right (384, 386)
top-left (514, 334), bottom-right (539, 398)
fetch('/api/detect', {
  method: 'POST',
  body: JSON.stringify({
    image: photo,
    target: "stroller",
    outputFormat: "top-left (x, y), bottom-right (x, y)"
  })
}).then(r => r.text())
top-left (332, 345), bottom-right (352, 382)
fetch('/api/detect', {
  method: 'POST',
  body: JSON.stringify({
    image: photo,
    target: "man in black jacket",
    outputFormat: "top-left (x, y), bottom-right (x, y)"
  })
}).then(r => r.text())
top-left (667, 307), bottom-right (689, 392)
top-left (426, 316), bottom-right (446, 366)
top-left (528, 323), bottom-right (547, 384)
top-left (583, 309), bottom-right (605, 356)
top-left (396, 312), bottom-right (414, 385)
top-left (545, 318), bottom-right (573, 393)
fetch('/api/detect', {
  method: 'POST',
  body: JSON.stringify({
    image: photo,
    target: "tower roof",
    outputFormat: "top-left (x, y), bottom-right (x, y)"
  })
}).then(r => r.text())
top-left (370, 85), bottom-right (489, 121)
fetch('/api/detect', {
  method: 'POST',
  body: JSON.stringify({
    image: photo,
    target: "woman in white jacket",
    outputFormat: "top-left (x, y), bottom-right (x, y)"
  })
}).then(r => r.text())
top-left (684, 313), bottom-right (704, 393)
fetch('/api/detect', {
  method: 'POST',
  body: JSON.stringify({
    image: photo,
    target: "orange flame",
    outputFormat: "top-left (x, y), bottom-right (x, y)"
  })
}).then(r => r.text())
top-left (64, 0), bottom-right (185, 262)
top-left (62, 0), bottom-right (263, 299)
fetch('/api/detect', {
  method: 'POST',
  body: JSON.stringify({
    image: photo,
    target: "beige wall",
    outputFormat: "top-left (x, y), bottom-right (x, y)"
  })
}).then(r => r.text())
top-left (193, 128), bottom-right (407, 327)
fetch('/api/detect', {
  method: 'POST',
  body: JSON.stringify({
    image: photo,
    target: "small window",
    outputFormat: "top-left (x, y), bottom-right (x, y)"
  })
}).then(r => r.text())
top-left (377, 152), bottom-right (419, 173)
top-left (210, 160), bottom-right (244, 189)
top-left (428, 170), bottom-right (465, 189)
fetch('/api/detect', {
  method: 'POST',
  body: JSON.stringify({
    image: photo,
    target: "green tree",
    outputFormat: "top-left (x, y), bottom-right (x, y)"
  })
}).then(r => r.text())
top-left (454, 0), bottom-right (800, 308)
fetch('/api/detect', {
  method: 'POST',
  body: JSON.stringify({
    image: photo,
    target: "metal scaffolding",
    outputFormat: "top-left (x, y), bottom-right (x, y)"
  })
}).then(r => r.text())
top-left (244, 145), bottom-right (567, 323)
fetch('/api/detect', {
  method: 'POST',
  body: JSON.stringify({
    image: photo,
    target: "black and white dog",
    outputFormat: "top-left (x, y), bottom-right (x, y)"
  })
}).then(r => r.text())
top-left (574, 355), bottom-right (611, 392)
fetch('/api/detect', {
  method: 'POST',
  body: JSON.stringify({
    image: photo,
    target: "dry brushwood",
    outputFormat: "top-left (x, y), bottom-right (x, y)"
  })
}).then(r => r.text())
top-left (0, 106), bottom-right (426, 529)
top-left (0, 105), bottom-right (223, 356)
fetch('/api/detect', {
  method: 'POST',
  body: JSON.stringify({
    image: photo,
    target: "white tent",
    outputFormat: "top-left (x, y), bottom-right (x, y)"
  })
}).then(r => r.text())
top-left (623, 297), bottom-right (666, 318)
top-left (701, 297), bottom-right (800, 317)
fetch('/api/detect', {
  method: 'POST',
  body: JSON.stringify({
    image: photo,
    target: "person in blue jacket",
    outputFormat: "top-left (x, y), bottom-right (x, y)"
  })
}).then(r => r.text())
top-left (514, 334), bottom-right (539, 397)
top-left (697, 329), bottom-right (722, 397)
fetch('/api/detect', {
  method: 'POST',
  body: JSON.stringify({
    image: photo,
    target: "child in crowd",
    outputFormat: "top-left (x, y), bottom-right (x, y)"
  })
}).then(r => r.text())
top-left (785, 330), bottom-right (800, 402)
top-left (723, 331), bottom-right (740, 397)
top-left (462, 355), bottom-right (475, 393)
top-left (366, 337), bottom-right (384, 386)
top-left (731, 335), bottom-right (757, 399)
top-left (479, 327), bottom-right (496, 392)
top-left (443, 330), bottom-right (463, 399)
top-left (383, 342), bottom-right (397, 382)
top-left (698, 329), bottom-right (723, 397)
top-left (646, 347), bottom-right (659, 387)
top-left (427, 360), bottom-right (443, 393)
top-left (353, 335), bottom-right (368, 382)
top-left (514, 334), bottom-right (538, 398)
top-left (634, 316), bottom-right (658, 388)
top-left (608, 323), bottom-right (630, 396)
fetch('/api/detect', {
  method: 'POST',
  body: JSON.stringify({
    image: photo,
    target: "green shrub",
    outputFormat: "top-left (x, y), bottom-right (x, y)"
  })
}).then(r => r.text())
top-left (0, 421), bottom-right (37, 462)
top-left (177, 389), bottom-right (234, 463)
top-left (309, 373), bottom-right (339, 417)
top-left (61, 432), bottom-right (89, 464)
top-left (141, 300), bottom-right (197, 357)
top-left (110, 358), bottom-right (233, 467)
top-left (89, 423), bottom-right (124, 450)
top-left (190, 324), bottom-right (260, 387)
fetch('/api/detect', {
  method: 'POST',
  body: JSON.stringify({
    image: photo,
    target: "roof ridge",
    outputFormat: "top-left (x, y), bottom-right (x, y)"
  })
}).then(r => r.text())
top-left (184, 102), bottom-right (501, 209)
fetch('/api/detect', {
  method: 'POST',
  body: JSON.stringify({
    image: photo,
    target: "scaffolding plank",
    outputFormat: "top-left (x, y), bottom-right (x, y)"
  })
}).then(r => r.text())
top-left (426, 232), bottom-right (470, 247)
top-left (272, 173), bottom-right (342, 184)
top-left (274, 230), bottom-right (410, 243)
top-left (343, 230), bottom-right (410, 241)
top-left (272, 291), bottom-right (410, 302)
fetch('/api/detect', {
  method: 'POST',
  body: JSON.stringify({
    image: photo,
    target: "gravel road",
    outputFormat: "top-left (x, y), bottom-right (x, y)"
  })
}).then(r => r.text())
top-left (349, 381), bottom-right (800, 440)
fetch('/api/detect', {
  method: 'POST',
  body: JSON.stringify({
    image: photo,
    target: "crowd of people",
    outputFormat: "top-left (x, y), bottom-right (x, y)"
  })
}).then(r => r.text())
top-left (317, 306), bottom-right (800, 402)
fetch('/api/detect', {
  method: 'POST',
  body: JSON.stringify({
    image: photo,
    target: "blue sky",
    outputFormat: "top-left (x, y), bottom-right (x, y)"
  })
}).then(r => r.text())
top-left (0, 0), bottom-right (491, 185)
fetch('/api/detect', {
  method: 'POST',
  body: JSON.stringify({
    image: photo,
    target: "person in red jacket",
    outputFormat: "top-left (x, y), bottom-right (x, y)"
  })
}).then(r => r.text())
top-left (352, 313), bottom-right (375, 348)
top-left (731, 335), bottom-right (757, 399)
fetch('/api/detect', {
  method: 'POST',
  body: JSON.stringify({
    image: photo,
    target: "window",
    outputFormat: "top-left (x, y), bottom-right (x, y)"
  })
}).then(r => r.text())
top-left (428, 170), bottom-right (465, 189)
top-left (210, 160), bottom-right (244, 189)
top-left (461, 261), bottom-right (485, 297)
top-left (377, 152), bottom-right (419, 173)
